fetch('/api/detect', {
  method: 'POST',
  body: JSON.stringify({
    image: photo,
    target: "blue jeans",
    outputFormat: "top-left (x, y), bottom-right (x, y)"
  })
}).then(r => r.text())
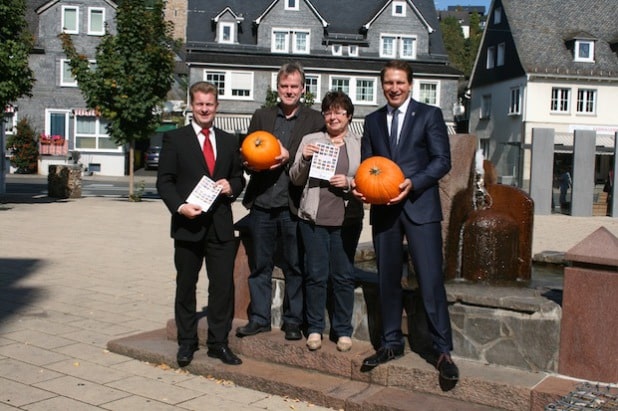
top-left (299, 220), bottom-right (355, 337)
top-left (248, 207), bottom-right (303, 326)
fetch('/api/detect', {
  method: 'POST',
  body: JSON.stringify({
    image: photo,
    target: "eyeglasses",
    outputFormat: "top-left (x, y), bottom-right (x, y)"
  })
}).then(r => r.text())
top-left (322, 110), bottom-right (347, 117)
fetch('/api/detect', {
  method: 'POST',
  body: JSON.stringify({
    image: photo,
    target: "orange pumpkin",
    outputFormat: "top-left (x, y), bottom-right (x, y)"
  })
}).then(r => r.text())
top-left (241, 130), bottom-right (281, 170)
top-left (355, 156), bottom-right (405, 204)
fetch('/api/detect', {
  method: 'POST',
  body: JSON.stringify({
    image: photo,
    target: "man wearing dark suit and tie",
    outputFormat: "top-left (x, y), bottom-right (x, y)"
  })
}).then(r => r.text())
top-left (157, 81), bottom-right (245, 367)
top-left (353, 60), bottom-right (459, 383)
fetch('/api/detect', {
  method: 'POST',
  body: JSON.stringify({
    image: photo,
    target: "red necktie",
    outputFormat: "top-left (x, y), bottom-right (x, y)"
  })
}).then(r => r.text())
top-left (202, 128), bottom-right (215, 175)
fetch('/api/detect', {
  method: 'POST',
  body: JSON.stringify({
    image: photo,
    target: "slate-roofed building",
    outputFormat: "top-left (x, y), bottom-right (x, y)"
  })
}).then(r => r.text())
top-left (8, 0), bottom-right (126, 176)
top-left (467, 0), bottom-right (618, 188)
top-left (184, 0), bottom-right (462, 135)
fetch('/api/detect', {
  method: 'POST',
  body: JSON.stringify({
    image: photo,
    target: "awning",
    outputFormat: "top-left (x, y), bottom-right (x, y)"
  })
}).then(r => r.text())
top-left (214, 115), bottom-right (252, 134)
top-left (554, 132), bottom-right (615, 154)
top-left (156, 123), bottom-right (177, 132)
top-left (73, 108), bottom-right (98, 117)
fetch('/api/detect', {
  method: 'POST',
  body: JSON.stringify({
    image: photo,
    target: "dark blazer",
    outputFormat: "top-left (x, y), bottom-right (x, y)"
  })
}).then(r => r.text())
top-left (242, 104), bottom-right (324, 212)
top-left (361, 99), bottom-right (451, 225)
top-left (157, 124), bottom-right (245, 242)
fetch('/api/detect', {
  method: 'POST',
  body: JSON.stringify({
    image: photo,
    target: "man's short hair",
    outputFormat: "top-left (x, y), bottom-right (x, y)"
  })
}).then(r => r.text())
top-left (380, 60), bottom-right (414, 84)
top-left (277, 62), bottom-right (306, 86)
top-left (189, 81), bottom-right (219, 103)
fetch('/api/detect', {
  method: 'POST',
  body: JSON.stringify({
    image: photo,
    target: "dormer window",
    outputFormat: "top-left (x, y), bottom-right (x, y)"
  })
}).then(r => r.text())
top-left (285, 0), bottom-right (299, 11)
top-left (218, 22), bottom-right (235, 44)
top-left (332, 44), bottom-right (342, 56)
top-left (574, 40), bottom-right (594, 62)
top-left (392, 1), bottom-right (406, 17)
top-left (493, 7), bottom-right (502, 24)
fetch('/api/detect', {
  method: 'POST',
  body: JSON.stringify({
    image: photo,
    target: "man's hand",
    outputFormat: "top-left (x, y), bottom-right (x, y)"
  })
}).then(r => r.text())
top-left (215, 178), bottom-right (234, 197)
top-left (387, 178), bottom-right (412, 205)
top-left (179, 203), bottom-right (202, 219)
top-left (270, 140), bottom-right (290, 170)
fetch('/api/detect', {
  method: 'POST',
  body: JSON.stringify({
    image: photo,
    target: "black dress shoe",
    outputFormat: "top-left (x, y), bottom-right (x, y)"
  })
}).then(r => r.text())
top-left (283, 323), bottom-right (302, 340)
top-left (236, 321), bottom-right (271, 337)
top-left (437, 353), bottom-right (459, 381)
top-left (207, 345), bottom-right (242, 365)
top-left (361, 346), bottom-right (404, 369)
top-left (177, 343), bottom-right (198, 367)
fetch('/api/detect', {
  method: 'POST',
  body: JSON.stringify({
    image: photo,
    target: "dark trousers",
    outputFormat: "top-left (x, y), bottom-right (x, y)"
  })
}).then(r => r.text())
top-left (174, 227), bottom-right (236, 348)
top-left (373, 215), bottom-right (453, 353)
top-left (247, 207), bottom-right (303, 326)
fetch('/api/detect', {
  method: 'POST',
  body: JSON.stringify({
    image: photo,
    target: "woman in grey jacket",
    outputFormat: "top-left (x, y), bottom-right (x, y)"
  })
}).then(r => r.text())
top-left (289, 91), bottom-right (363, 352)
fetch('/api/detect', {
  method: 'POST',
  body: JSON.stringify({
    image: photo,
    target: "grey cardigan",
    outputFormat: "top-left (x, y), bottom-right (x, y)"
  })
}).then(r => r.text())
top-left (289, 130), bottom-right (363, 225)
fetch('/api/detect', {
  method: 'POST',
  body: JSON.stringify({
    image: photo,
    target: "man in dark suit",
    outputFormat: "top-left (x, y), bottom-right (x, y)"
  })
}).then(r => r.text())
top-left (157, 81), bottom-right (245, 367)
top-left (354, 60), bottom-right (459, 383)
top-left (236, 62), bottom-right (324, 341)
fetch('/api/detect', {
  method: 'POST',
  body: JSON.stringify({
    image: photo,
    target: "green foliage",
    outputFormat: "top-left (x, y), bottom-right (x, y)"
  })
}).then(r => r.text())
top-left (440, 12), bottom-right (483, 79)
top-left (0, 0), bottom-right (35, 109)
top-left (6, 118), bottom-right (38, 174)
top-left (59, 0), bottom-right (175, 146)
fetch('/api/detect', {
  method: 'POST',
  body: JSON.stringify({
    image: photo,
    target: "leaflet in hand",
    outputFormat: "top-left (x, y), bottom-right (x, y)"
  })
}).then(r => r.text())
top-left (186, 175), bottom-right (222, 212)
top-left (309, 142), bottom-right (339, 180)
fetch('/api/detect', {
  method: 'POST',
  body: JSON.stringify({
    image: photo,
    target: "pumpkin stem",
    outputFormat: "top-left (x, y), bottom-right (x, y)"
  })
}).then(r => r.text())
top-left (370, 166), bottom-right (382, 176)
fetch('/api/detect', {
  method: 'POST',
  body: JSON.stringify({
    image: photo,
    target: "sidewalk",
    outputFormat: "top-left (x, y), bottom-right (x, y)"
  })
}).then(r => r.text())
top-left (1, 192), bottom-right (618, 410)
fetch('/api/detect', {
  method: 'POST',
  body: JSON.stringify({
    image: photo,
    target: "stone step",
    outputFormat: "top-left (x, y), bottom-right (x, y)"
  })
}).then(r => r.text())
top-left (107, 318), bottom-right (576, 410)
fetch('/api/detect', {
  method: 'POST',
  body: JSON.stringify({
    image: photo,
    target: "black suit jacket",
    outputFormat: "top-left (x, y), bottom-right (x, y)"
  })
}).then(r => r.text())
top-left (157, 124), bottom-right (245, 242)
top-left (362, 99), bottom-right (451, 226)
top-left (242, 104), bottom-right (324, 212)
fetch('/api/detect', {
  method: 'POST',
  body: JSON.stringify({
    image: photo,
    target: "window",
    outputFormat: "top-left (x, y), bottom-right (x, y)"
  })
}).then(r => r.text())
top-left (75, 115), bottom-right (115, 150)
top-left (61, 60), bottom-right (78, 87)
top-left (486, 46), bottom-right (495, 69)
top-left (62, 6), bottom-right (79, 34)
top-left (88, 8), bottom-right (105, 35)
top-left (46, 111), bottom-right (70, 144)
top-left (218, 22), bottom-right (235, 43)
top-left (206, 72), bottom-right (225, 95)
top-left (3, 106), bottom-right (17, 136)
top-left (330, 76), bottom-right (377, 104)
top-left (380, 36), bottom-right (396, 58)
top-left (551, 88), bottom-right (570, 113)
top-left (418, 82), bottom-right (438, 105)
top-left (576, 89), bottom-right (596, 114)
top-left (380, 35), bottom-right (417, 59)
top-left (494, 7), bottom-right (502, 24)
top-left (285, 0), bottom-right (299, 10)
top-left (574, 40), bottom-right (594, 62)
top-left (305, 74), bottom-right (320, 101)
top-left (293, 31), bottom-right (310, 53)
top-left (497, 43), bottom-right (505, 66)
top-left (332, 44), bottom-right (342, 56)
top-left (271, 29), bottom-right (310, 54)
top-left (480, 94), bottom-right (491, 119)
top-left (400, 37), bottom-right (416, 59)
top-left (509, 87), bottom-right (521, 115)
top-left (348, 45), bottom-right (358, 57)
top-left (204, 70), bottom-right (253, 100)
top-left (392, 1), bottom-right (406, 16)
top-left (272, 30), bottom-right (290, 53)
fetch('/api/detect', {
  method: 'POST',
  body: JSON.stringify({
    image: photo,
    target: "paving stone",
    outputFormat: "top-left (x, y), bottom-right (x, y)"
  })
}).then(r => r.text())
top-left (32, 375), bottom-right (130, 406)
top-left (100, 395), bottom-right (180, 411)
top-left (45, 358), bottom-right (131, 385)
top-left (0, 376), bottom-right (57, 407)
top-left (0, 358), bottom-right (63, 384)
top-left (0, 342), bottom-right (71, 366)
top-left (21, 396), bottom-right (102, 411)
top-left (104, 375), bottom-right (201, 404)
top-left (53, 342), bottom-right (133, 367)
top-left (3, 329), bottom-right (75, 349)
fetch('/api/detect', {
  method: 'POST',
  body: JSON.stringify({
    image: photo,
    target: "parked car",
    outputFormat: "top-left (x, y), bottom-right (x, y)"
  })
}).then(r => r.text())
top-left (144, 133), bottom-right (163, 170)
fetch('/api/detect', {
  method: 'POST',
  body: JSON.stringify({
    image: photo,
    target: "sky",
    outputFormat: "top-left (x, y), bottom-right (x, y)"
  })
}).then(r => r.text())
top-left (433, 0), bottom-right (491, 11)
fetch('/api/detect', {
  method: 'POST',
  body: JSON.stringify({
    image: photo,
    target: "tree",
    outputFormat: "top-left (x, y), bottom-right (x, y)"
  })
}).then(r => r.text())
top-left (0, 0), bottom-right (36, 192)
top-left (60, 0), bottom-right (175, 199)
top-left (440, 12), bottom-right (483, 80)
top-left (7, 118), bottom-right (38, 174)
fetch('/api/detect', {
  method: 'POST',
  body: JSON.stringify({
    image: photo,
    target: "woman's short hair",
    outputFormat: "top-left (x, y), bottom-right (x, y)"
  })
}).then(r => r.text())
top-left (321, 91), bottom-right (354, 117)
